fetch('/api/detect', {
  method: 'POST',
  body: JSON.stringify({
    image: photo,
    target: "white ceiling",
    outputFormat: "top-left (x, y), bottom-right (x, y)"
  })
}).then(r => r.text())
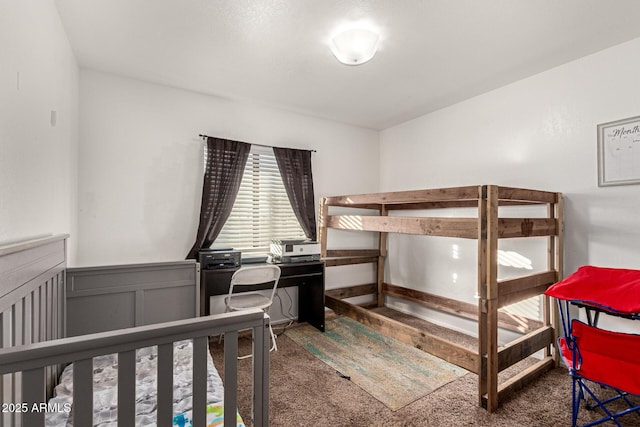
top-left (55, 0), bottom-right (640, 130)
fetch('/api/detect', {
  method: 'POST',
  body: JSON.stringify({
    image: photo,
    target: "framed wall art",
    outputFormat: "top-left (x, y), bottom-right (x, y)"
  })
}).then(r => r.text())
top-left (597, 115), bottom-right (640, 186)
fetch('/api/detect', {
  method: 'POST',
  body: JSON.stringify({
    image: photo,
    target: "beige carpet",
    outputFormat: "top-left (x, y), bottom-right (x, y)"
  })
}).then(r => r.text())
top-left (210, 311), bottom-right (640, 426)
top-left (286, 317), bottom-right (467, 410)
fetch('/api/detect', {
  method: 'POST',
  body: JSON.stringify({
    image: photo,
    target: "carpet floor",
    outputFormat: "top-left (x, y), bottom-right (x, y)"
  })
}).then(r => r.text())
top-left (209, 312), bottom-right (640, 427)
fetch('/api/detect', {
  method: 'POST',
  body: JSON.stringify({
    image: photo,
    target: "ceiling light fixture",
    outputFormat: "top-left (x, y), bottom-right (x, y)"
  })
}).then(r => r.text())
top-left (330, 27), bottom-right (380, 66)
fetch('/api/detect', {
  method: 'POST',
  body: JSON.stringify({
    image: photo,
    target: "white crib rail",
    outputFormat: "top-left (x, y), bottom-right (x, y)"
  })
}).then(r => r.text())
top-left (0, 308), bottom-right (270, 427)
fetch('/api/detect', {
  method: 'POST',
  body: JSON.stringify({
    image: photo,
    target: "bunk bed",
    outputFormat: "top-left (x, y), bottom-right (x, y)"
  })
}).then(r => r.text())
top-left (0, 234), bottom-right (269, 426)
top-left (318, 184), bottom-right (563, 412)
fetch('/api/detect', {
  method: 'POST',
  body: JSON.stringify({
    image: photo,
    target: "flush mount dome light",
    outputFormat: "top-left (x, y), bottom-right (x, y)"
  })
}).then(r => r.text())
top-left (330, 28), bottom-right (380, 66)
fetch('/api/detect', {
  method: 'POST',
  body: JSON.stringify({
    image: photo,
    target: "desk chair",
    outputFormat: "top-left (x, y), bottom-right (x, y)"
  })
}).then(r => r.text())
top-left (224, 265), bottom-right (281, 355)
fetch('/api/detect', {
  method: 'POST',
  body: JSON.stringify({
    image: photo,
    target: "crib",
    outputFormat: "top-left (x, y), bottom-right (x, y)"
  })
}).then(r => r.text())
top-left (0, 234), bottom-right (269, 427)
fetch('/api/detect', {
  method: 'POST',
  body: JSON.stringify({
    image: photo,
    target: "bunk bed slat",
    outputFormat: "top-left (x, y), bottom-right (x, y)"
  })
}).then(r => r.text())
top-left (325, 249), bottom-right (379, 258)
top-left (387, 200), bottom-right (480, 210)
top-left (383, 282), bottom-right (543, 333)
top-left (497, 218), bottom-right (557, 238)
top-left (324, 185), bottom-right (481, 207)
top-left (117, 350), bottom-right (136, 427)
top-left (497, 271), bottom-right (557, 308)
top-left (326, 283), bottom-right (377, 299)
top-left (324, 256), bottom-right (378, 267)
top-left (490, 356), bottom-right (555, 405)
top-left (497, 325), bottom-right (555, 371)
top-left (497, 186), bottom-right (558, 204)
top-left (327, 215), bottom-right (478, 238)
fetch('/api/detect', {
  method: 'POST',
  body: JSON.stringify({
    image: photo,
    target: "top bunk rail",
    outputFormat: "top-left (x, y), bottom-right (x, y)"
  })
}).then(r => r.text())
top-left (323, 185), bottom-right (481, 208)
top-left (322, 185), bottom-right (560, 210)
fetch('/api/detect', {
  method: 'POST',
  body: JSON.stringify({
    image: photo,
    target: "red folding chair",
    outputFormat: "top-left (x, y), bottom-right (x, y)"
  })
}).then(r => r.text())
top-left (559, 319), bottom-right (640, 426)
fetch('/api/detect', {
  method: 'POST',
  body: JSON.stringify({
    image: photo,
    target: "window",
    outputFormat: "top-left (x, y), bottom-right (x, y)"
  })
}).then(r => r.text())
top-left (214, 146), bottom-right (306, 253)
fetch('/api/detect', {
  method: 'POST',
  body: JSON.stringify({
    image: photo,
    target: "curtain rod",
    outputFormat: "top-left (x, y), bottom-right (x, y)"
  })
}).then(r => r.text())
top-left (198, 134), bottom-right (316, 153)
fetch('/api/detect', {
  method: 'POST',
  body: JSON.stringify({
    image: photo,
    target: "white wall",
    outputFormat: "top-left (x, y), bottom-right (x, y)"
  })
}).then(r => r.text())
top-left (380, 37), bottom-right (640, 335)
top-left (78, 69), bottom-right (379, 267)
top-left (0, 0), bottom-right (79, 258)
top-left (9, 3), bottom-right (637, 332)
top-left (78, 70), bottom-right (379, 321)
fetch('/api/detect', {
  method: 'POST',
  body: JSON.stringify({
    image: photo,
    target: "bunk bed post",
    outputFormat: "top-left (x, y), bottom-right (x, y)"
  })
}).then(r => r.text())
top-left (555, 195), bottom-right (564, 340)
top-left (319, 197), bottom-right (328, 259)
top-left (543, 199), bottom-right (555, 360)
top-left (377, 205), bottom-right (388, 307)
top-left (477, 185), bottom-right (488, 408)
top-left (478, 185), bottom-right (500, 412)
top-left (544, 194), bottom-right (564, 363)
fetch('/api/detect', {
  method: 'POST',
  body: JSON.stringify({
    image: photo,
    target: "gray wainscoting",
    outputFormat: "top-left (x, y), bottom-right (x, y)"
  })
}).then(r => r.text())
top-left (66, 261), bottom-right (200, 337)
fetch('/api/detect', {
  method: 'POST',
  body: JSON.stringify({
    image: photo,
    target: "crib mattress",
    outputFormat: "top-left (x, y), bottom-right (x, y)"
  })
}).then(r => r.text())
top-left (45, 340), bottom-right (244, 427)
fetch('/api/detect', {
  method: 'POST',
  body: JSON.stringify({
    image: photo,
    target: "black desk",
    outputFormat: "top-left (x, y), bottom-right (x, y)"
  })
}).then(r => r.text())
top-left (200, 261), bottom-right (325, 331)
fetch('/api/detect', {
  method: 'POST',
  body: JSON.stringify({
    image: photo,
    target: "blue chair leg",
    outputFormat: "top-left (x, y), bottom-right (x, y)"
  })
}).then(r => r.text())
top-left (572, 376), bottom-right (581, 427)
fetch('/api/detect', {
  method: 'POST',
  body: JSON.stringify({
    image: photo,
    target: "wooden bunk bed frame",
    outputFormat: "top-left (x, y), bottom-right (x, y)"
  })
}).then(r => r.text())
top-left (318, 184), bottom-right (563, 412)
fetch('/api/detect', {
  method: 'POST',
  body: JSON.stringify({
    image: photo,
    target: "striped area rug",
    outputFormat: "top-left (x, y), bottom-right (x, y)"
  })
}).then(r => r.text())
top-left (285, 317), bottom-right (468, 410)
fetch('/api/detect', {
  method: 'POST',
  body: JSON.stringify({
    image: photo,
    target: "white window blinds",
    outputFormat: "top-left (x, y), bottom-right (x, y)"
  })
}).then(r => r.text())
top-left (214, 146), bottom-right (306, 253)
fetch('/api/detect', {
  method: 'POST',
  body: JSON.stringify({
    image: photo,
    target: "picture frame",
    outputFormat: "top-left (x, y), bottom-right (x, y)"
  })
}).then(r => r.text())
top-left (597, 115), bottom-right (640, 187)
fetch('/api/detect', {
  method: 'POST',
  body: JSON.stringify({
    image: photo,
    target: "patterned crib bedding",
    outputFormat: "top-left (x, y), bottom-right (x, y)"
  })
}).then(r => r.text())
top-left (172, 404), bottom-right (245, 427)
top-left (45, 340), bottom-right (245, 427)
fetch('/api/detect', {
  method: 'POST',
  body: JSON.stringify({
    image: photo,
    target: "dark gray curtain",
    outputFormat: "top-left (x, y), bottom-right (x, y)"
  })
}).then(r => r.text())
top-left (186, 137), bottom-right (251, 259)
top-left (273, 147), bottom-right (317, 241)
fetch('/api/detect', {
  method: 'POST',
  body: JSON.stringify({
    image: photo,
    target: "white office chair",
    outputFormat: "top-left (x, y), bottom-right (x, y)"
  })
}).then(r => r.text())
top-left (223, 264), bottom-right (281, 354)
